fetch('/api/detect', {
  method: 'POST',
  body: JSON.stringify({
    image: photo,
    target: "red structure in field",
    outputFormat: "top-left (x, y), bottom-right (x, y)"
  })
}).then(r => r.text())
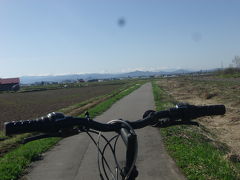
top-left (0, 78), bottom-right (20, 91)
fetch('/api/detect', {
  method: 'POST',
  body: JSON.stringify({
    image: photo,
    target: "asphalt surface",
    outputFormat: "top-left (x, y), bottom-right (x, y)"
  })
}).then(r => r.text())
top-left (23, 83), bottom-right (186, 180)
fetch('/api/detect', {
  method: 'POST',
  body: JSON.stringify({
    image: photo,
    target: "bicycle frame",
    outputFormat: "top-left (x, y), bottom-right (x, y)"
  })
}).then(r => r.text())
top-left (120, 127), bottom-right (138, 180)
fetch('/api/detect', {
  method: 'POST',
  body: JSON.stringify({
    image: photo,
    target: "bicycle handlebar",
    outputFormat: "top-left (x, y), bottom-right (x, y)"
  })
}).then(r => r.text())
top-left (4, 104), bottom-right (226, 136)
top-left (169, 104), bottom-right (226, 120)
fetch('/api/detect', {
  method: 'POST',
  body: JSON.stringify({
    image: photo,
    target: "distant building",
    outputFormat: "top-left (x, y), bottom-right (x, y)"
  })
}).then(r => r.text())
top-left (0, 78), bottom-right (20, 91)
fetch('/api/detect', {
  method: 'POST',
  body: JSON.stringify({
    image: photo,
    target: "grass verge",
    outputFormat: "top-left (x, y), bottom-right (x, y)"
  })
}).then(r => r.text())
top-left (82, 84), bottom-right (142, 118)
top-left (59, 82), bottom-right (138, 116)
top-left (152, 81), bottom-right (240, 180)
top-left (0, 82), bottom-right (143, 180)
top-left (215, 68), bottom-right (240, 78)
top-left (0, 138), bottom-right (60, 180)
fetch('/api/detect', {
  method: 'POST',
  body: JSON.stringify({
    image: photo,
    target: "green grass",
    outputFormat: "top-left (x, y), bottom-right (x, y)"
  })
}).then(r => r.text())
top-left (59, 93), bottom-right (112, 115)
top-left (0, 138), bottom-right (60, 180)
top-left (0, 81), bottom-right (144, 180)
top-left (0, 131), bottom-right (7, 139)
top-left (217, 73), bottom-right (240, 78)
top-left (59, 82), bottom-right (138, 115)
top-left (82, 84), bottom-right (142, 118)
top-left (152, 81), bottom-right (177, 110)
top-left (0, 134), bottom-right (31, 150)
top-left (215, 68), bottom-right (240, 78)
top-left (152, 81), bottom-right (240, 180)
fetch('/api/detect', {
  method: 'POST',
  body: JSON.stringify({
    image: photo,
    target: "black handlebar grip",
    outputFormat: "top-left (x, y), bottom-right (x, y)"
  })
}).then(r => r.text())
top-left (4, 112), bottom-right (65, 136)
top-left (169, 104), bottom-right (226, 120)
top-left (195, 105), bottom-right (226, 117)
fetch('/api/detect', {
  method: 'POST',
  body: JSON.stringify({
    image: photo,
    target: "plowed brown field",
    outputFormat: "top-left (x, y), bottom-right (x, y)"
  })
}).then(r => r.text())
top-left (0, 84), bottom-right (123, 129)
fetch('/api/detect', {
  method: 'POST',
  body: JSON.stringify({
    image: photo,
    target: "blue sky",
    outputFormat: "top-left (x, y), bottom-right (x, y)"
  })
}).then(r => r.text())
top-left (0, 0), bottom-right (240, 77)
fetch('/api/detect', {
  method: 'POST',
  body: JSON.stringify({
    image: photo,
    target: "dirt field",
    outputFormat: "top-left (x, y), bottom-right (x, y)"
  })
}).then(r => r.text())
top-left (0, 84), bottom-right (123, 130)
top-left (157, 77), bottom-right (240, 156)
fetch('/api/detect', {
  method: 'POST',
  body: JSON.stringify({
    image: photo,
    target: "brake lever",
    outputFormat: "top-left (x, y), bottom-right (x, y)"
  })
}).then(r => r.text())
top-left (152, 119), bottom-right (199, 128)
top-left (22, 133), bottom-right (61, 144)
top-left (22, 127), bottom-right (82, 144)
top-left (170, 121), bottom-right (199, 126)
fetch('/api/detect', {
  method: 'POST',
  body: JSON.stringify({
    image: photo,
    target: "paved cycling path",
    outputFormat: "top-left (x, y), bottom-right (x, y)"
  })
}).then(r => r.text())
top-left (24, 83), bottom-right (186, 180)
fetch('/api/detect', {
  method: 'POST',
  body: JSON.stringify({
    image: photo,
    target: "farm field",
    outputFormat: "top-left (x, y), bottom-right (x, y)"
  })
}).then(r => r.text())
top-left (0, 81), bottom-right (144, 180)
top-left (157, 76), bottom-right (240, 157)
top-left (0, 82), bottom-right (126, 130)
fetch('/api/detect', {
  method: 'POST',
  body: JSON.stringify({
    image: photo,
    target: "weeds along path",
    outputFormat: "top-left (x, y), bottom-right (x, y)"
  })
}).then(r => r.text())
top-left (152, 81), bottom-right (240, 180)
top-left (157, 78), bottom-right (240, 158)
top-left (23, 83), bottom-right (186, 180)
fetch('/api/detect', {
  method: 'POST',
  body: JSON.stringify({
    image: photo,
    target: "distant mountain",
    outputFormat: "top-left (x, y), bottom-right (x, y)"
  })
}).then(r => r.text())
top-left (20, 69), bottom-right (194, 84)
top-left (170, 69), bottom-right (192, 74)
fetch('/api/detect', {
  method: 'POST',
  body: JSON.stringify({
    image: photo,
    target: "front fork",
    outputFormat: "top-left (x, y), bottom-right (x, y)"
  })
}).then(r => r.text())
top-left (120, 127), bottom-right (138, 180)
